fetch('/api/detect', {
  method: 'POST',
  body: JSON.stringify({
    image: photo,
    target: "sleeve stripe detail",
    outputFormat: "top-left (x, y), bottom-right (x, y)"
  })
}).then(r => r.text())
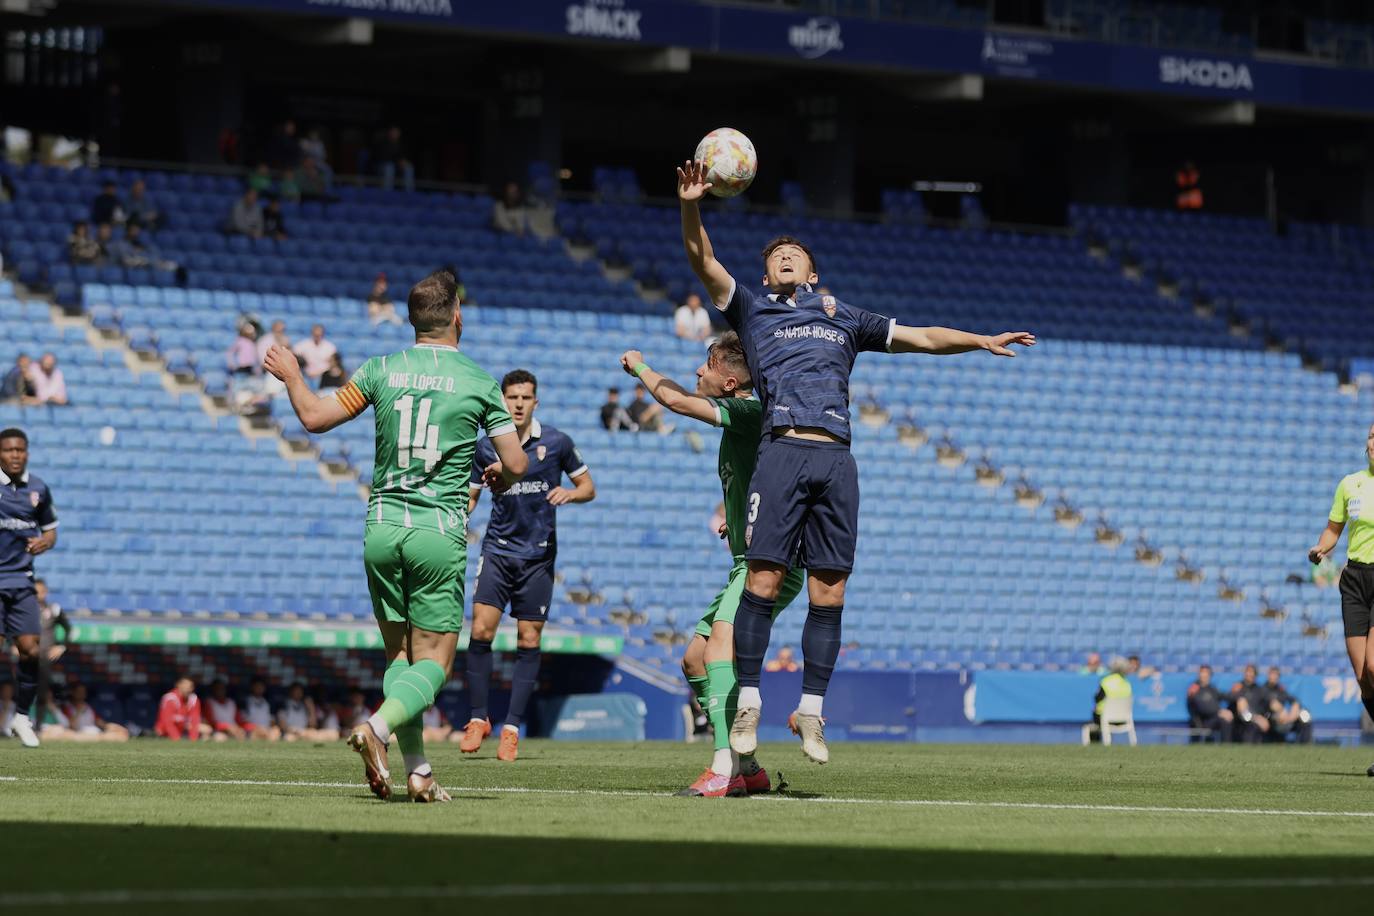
top-left (568, 465), bottom-right (589, 479)
top-left (488, 422), bottom-right (517, 438)
top-left (885, 318), bottom-right (897, 352)
top-left (711, 400), bottom-right (723, 428)
top-left (40, 522), bottom-right (59, 531)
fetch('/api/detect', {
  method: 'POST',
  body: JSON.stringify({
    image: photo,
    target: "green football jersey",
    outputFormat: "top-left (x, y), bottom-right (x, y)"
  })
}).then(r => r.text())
top-left (337, 344), bottom-right (515, 539)
top-left (709, 394), bottom-right (765, 558)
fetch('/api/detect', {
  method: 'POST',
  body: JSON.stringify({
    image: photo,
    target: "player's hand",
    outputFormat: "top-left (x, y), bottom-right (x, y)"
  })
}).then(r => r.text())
top-left (620, 350), bottom-right (645, 376)
top-left (482, 462), bottom-right (511, 494)
top-left (1308, 545), bottom-right (1328, 565)
top-left (263, 344), bottom-right (302, 382)
top-left (677, 160), bottom-right (713, 202)
top-left (547, 487), bottom-right (576, 506)
top-left (25, 534), bottom-right (52, 556)
top-left (717, 521), bottom-right (729, 540)
top-left (984, 331), bottom-right (1037, 357)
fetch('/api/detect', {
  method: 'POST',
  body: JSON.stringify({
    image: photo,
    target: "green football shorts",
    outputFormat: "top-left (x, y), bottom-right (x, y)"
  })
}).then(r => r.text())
top-left (363, 524), bottom-right (466, 634)
top-left (695, 557), bottom-right (806, 638)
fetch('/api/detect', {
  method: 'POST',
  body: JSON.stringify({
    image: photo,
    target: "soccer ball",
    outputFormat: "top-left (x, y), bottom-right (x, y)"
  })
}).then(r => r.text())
top-left (694, 128), bottom-right (757, 198)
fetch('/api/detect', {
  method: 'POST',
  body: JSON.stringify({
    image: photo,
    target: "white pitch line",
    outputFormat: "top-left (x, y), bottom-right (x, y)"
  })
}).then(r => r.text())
top-left (4, 875), bottom-right (1374, 907)
top-left (5, 774), bottom-right (1374, 820)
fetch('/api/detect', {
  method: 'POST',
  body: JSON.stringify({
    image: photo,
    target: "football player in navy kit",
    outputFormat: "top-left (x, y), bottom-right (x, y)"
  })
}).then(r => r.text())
top-left (460, 370), bottom-right (595, 761)
top-left (678, 159), bottom-right (1034, 763)
top-left (0, 428), bottom-right (58, 748)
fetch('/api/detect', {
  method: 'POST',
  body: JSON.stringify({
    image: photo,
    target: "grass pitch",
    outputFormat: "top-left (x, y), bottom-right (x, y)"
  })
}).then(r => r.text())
top-left (3, 739), bottom-right (1373, 915)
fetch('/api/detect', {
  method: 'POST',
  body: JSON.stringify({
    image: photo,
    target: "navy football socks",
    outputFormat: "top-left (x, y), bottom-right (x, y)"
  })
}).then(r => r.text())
top-left (465, 638), bottom-right (493, 721)
top-left (506, 646), bottom-right (541, 728)
top-left (801, 603), bottom-right (843, 697)
top-left (14, 655), bottom-right (37, 716)
top-left (733, 589), bottom-right (776, 689)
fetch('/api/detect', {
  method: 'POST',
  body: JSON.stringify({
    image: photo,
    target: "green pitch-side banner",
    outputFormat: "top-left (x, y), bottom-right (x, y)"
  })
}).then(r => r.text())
top-left (67, 622), bottom-right (622, 655)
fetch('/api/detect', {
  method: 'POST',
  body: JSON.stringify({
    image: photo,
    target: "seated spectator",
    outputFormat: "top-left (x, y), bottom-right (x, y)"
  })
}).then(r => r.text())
top-left (1087, 656), bottom-right (1133, 743)
top-left (37, 699), bottom-right (76, 741)
top-left (27, 353), bottom-right (68, 406)
top-left (227, 321), bottom-right (261, 377)
top-left (423, 704), bottom-right (452, 743)
top-left (674, 293), bottom-right (712, 342)
top-left (257, 319), bottom-right (290, 365)
top-left (67, 221), bottom-right (102, 264)
top-left (276, 681), bottom-right (336, 742)
top-left (1186, 664), bottom-right (1232, 742)
top-left (1126, 654), bottom-right (1158, 679)
top-left (765, 646), bottom-right (801, 673)
top-left (228, 189), bottom-right (264, 238)
top-left (319, 353), bottom-right (347, 389)
top-left (628, 384), bottom-right (670, 433)
top-left (374, 126), bottom-right (415, 192)
top-left (1079, 652), bottom-right (1105, 675)
top-left (278, 169), bottom-right (301, 204)
top-left (94, 222), bottom-right (117, 261)
top-left (155, 676), bottom-right (209, 741)
top-left (90, 180), bottom-right (124, 226)
top-left (247, 162), bottom-right (274, 195)
top-left (367, 274), bottom-right (402, 326)
top-left (263, 199), bottom-right (288, 240)
top-left (205, 679), bottom-right (247, 741)
top-left (314, 687), bottom-right (342, 737)
top-left (0, 681), bottom-right (13, 737)
top-left (241, 678), bottom-right (280, 741)
top-left (600, 387), bottom-right (637, 431)
top-left (1, 354), bottom-right (40, 406)
top-left (300, 128), bottom-right (333, 187)
top-left (1263, 667), bottom-right (1313, 744)
top-left (492, 181), bottom-right (529, 236)
top-left (341, 688), bottom-right (370, 730)
top-left (298, 158), bottom-right (332, 202)
top-left (293, 324), bottom-right (337, 382)
top-left (62, 683), bottom-right (129, 742)
top-left (125, 179), bottom-right (162, 231)
top-left (1228, 664), bottom-right (1271, 743)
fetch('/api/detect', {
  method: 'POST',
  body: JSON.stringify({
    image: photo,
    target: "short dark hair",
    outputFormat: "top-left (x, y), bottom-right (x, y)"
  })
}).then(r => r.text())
top-left (407, 270), bottom-right (459, 333)
top-left (708, 331), bottom-right (752, 391)
top-left (761, 235), bottom-right (818, 275)
top-left (1198, 664), bottom-right (1211, 673)
top-left (501, 369), bottom-right (537, 395)
top-left (0, 428), bottom-right (27, 445)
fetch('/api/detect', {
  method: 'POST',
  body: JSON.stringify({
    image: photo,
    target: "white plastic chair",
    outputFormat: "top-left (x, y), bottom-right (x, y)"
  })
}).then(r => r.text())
top-left (1099, 696), bottom-right (1137, 746)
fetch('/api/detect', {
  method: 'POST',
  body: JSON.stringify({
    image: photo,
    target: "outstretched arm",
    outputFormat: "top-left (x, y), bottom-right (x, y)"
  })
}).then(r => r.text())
top-left (678, 160), bottom-right (734, 306)
top-left (619, 349), bottom-right (719, 425)
top-left (890, 326), bottom-right (1036, 356)
top-left (264, 344), bottom-right (353, 433)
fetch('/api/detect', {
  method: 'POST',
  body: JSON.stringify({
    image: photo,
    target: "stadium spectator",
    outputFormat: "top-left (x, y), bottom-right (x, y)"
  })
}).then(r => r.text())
top-left (1088, 657), bottom-right (1132, 743)
top-left (125, 179), bottom-right (162, 231)
top-left (67, 221), bottom-right (101, 264)
top-left (674, 292), bottom-right (712, 342)
top-left (227, 321), bottom-right (261, 377)
top-left (206, 680), bottom-right (247, 741)
top-left (1079, 652), bottom-right (1105, 675)
top-left (1126, 654), bottom-right (1158, 679)
top-left (628, 384), bottom-right (669, 433)
top-left (1263, 667), bottom-right (1313, 744)
top-left (300, 128), bottom-right (333, 187)
top-left (1, 354), bottom-right (39, 406)
top-left (492, 181), bottom-right (529, 236)
top-left (90, 180), bottom-right (124, 226)
top-left (1186, 664), bottom-right (1232, 743)
top-left (293, 324), bottom-right (337, 381)
top-left (276, 681), bottom-right (336, 742)
top-left (341, 688), bottom-right (370, 730)
top-left (599, 387), bottom-right (637, 431)
top-left (263, 199), bottom-right (288, 241)
top-left (36, 699), bottom-right (76, 740)
top-left (423, 704), bottom-right (452, 743)
top-left (155, 677), bottom-right (207, 741)
top-left (268, 120), bottom-right (303, 172)
top-left (62, 683), bottom-right (129, 742)
top-left (228, 188), bottom-right (264, 238)
top-left (314, 686), bottom-right (341, 736)
top-left (247, 162), bottom-right (274, 195)
top-left (298, 157), bottom-right (333, 202)
top-left (277, 170), bottom-right (301, 204)
top-left (765, 646), bottom-right (801, 673)
top-left (241, 678), bottom-right (279, 741)
top-left (374, 126), bottom-right (415, 192)
top-left (94, 222), bottom-right (117, 261)
top-left (1228, 664), bottom-right (1271, 744)
top-left (27, 354), bottom-right (67, 406)
top-left (0, 682), bottom-right (13, 737)
top-left (257, 320), bottom-right (291, 365)
top-left (318, 353), bottom-right (347, 390)
top-left (367, 274), bottom-right (402, 326)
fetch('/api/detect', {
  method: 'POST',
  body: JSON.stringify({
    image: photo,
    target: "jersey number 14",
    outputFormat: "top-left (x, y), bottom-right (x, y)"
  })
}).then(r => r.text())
top-left (395, 395), bottom-right (441, 472)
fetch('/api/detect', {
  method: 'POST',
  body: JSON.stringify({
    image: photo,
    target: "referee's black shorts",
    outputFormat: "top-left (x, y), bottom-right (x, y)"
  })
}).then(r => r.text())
top-left (1339, 560), bottom-right (1374, 638)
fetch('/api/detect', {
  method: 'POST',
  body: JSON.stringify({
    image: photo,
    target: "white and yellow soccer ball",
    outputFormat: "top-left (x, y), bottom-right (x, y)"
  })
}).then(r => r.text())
top-left (694, 128), bottom-right (757, 198)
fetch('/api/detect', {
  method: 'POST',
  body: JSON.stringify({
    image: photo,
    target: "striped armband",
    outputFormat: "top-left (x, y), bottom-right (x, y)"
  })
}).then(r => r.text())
top-left (335, 382), bottom-right (368, 418)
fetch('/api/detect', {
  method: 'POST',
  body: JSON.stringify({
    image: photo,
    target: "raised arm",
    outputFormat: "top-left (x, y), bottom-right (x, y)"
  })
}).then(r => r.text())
top-left (263, 344), bottom-right (353, 433)
top-left (619, 349), bottom-right (719, 425)
top-left (890, 325), bottom-right (1036, 356)
top-left (678, 160), bottom-right (734, 306)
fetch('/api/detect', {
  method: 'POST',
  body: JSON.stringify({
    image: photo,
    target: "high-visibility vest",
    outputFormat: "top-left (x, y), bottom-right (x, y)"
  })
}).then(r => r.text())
top-left (1095, 673), bottom-right (1132, 716)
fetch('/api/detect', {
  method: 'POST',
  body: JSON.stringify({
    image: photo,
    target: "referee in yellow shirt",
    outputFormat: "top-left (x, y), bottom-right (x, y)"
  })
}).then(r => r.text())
top-left (1308, 423), bottom-right (1374, 775)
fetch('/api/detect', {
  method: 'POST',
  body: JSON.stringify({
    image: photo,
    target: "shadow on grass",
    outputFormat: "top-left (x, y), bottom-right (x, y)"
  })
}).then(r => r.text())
top-left (7, 823), bottom-right (1374, 915)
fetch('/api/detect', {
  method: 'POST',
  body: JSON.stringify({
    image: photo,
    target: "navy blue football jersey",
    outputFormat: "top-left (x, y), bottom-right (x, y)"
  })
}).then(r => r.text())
top-left (470, 420), bottom-right (587, 560)
top-left (718, 278), bottom-right (893, 443)
top-left (0, 469), bottom-right (57, 587)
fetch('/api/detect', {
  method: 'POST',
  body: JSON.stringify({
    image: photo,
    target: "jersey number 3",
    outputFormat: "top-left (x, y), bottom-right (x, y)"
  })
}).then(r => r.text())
top-left (395, 395), bottom-right (441, 472)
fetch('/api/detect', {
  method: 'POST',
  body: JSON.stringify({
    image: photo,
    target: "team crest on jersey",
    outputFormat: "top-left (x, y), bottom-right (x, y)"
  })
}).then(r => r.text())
top-left (29, 492), bottom-right (39, 508)
top-left (822, 295), bottom-right (836, 318)
top-left (536, 445), bottom-right (546, 462)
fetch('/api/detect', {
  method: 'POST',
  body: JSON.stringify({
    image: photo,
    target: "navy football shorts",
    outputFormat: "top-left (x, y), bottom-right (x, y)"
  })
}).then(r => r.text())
top-left (744, 435), bottom-right (860, 574)
top-left (473, 552), bottom-right (556, 621)
top-left (0, 583), bottom-right (41, 638)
